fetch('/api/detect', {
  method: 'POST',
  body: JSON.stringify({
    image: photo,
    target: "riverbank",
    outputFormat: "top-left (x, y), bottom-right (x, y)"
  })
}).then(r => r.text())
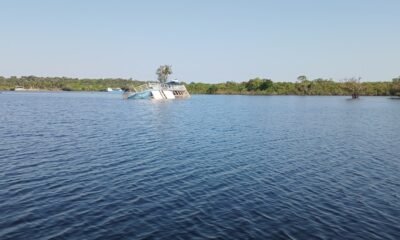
top-left (2, 89), bottom-right (400, 97)
top-left (1, 75), bottom-right (399, 96)
top-left (186, 80), bottom-right (399, 96)
top-left (0, 76), bottom-right (144, 92)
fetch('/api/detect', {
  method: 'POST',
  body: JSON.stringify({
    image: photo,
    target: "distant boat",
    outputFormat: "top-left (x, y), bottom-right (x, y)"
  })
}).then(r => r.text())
top-left (123, 81), bottom-right (190, 100)
top-left (13, 87), bottom-right (42, 92)
top-left (106, 87), bottom-right (123, 92)
top-left (14, 86), bottom-right (27, 91)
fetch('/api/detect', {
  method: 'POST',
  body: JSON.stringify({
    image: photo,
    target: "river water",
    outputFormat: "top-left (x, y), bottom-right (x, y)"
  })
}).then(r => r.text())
top-left (1, 92), bottom-right (400, 239)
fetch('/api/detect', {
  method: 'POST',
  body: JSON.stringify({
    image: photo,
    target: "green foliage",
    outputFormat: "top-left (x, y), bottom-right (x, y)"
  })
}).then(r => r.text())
top-left (391, 76), bottom-right (400, 96)
top-left (297, 75), bottom-right (308, 82)
top-left (0, 75), bottom-right (397, 96)
top-left (156, 65), bottom-right (172, 83)
top-left (186, 82), bottom-right (212, 94)
top-left (0, 76), bottom-right (143, 91)
top-left (245, 78), bottom-right (272, 91)
top-left (245, 79), bottom-right (260, 91)
top-left (260, 79), bottom-right (273, 91)
top-left (206, 85), bottom-right (218, 94)
top-left (186, 77), bottom-right (396, 96)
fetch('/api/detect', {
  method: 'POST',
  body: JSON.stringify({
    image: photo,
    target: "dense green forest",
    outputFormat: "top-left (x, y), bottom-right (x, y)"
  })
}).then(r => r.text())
top-left (187, 77), bottom-right (400, 96)
top-left (1, 75), bottom-right (400, 96)
top-left (0, 76), bottom-right (144, 91)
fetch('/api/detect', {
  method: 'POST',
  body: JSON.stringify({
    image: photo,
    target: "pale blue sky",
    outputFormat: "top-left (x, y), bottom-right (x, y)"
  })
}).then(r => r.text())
top-left (1, 0), bottom-right (399, 83)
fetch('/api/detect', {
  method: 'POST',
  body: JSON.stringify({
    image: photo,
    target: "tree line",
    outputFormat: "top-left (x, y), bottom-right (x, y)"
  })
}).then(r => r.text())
top-left (1, 75), bottom-right (400, 96)
top-left (0, 76), bottom-right (143, 91)
top-left (187, 76), bottom-right (400, 96)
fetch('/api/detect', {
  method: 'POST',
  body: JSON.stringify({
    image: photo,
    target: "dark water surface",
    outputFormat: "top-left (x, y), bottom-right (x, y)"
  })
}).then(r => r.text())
top-left (1, 92), bottom-right (400, 239)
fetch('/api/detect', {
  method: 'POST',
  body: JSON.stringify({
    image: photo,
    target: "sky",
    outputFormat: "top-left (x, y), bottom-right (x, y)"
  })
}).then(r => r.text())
top-left (0, 0), bottom-right (399, 83)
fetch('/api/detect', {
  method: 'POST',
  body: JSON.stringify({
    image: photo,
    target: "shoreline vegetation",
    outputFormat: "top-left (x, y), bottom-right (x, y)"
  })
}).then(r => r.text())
top-left (1, 75), bottom-right (400, 96)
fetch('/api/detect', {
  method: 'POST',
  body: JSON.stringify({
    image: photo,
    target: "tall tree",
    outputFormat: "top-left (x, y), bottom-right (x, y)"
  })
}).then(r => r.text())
top-left (245, 78), bottom-right (263, 91)
top-left (296, 76), bottom-right (310, 95)
top-left (297, 75), bottom-right (308, 82)
top-left (259, 79), bottom-right (273, 90)
top-left (156, 65), bottom-right (173, 83)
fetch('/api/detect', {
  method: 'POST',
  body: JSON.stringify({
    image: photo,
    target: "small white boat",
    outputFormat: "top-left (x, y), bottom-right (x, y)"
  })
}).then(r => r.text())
top-left (106, 87), bottom-right (123, 92)
top-left (14, 86), bottom-right (27, 91)
top-left (123, 81), bottom-right (190, 100)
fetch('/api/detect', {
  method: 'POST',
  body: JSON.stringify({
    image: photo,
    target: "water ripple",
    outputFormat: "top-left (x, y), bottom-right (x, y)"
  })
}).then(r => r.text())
top-left (1, 93), bottom-right (400, 239)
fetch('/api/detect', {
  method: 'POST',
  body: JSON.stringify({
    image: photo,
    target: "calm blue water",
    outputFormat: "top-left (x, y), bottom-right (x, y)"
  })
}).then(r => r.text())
top-left (1, 92), bottom-right (400, 239)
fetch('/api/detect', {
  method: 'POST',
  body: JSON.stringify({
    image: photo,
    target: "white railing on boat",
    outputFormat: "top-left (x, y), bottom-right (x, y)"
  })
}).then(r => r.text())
top-left (132, 83), bottom-right (187, 93)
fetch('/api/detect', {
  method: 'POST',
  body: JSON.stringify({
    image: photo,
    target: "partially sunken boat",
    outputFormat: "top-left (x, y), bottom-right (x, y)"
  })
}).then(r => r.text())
top-left (123, 81), bottom-right (190, 100)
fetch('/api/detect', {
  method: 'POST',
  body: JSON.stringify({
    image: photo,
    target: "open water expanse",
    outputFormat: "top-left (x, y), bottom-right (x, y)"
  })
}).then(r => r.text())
top-left (0, 92), bottom-right (400, 239)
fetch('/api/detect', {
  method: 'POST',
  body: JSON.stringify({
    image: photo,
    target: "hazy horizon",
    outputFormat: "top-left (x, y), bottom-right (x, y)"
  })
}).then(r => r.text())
top-left (1, 0), bottom-right (399, 83)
